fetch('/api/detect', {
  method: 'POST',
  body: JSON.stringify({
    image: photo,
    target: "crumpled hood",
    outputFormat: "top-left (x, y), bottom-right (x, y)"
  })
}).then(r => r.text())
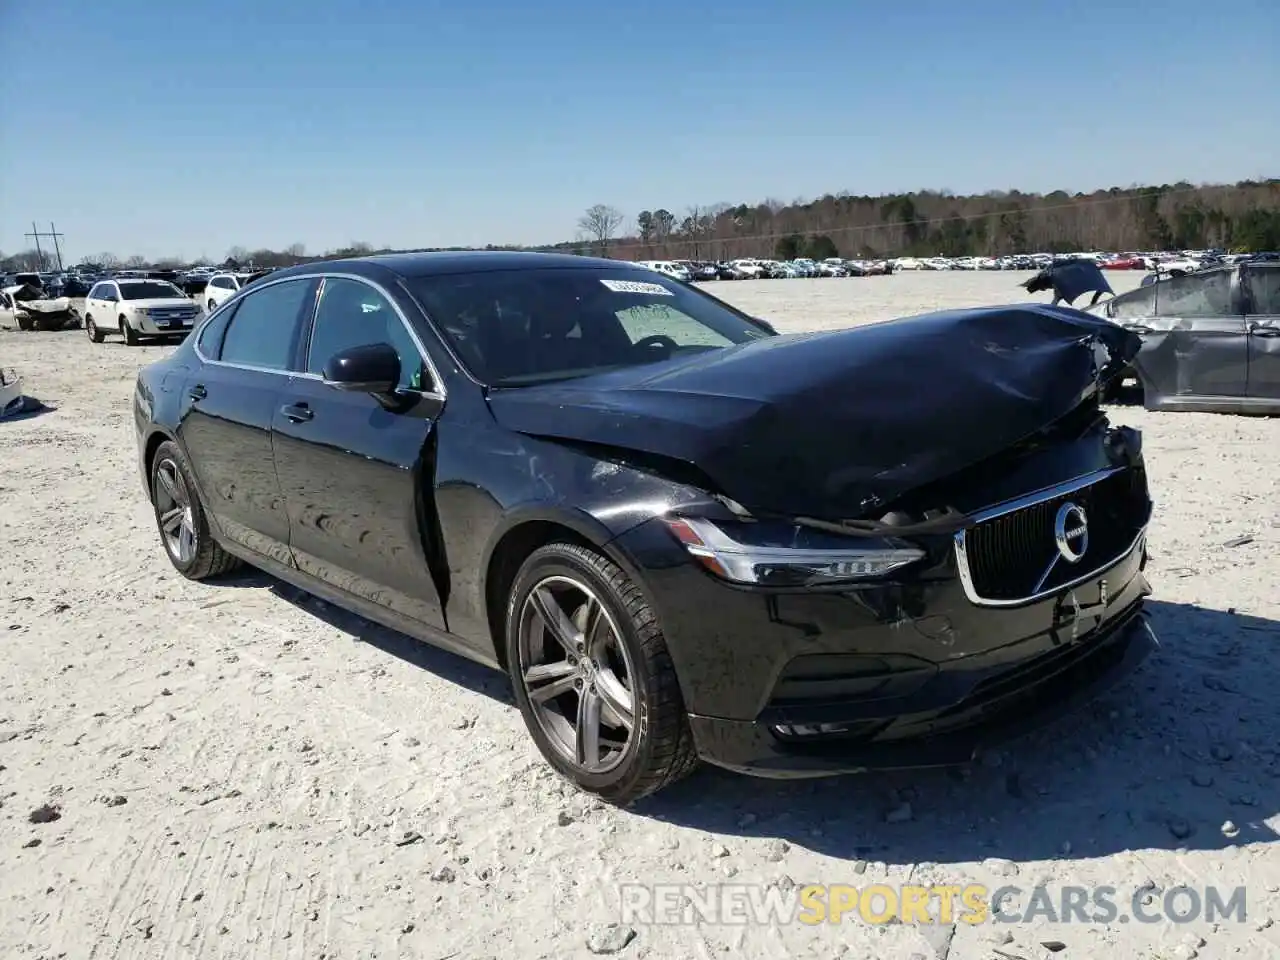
top-left (486, 304), bottom-right (1142, 521)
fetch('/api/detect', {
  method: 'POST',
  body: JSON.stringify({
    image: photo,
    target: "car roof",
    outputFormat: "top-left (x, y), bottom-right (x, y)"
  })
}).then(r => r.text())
top-left (267, 250), bottom-right (638, 283)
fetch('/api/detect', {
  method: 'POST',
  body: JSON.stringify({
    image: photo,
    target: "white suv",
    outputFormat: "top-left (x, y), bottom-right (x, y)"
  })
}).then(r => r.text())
top-left (203, 273), bottom-right (249, 311)
top-left (83, 278), bottom-right (200, 345)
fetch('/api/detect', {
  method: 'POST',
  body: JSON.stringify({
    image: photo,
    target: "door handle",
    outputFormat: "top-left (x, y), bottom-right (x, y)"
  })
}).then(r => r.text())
top-left (188, 383), bottom-right (207, 401)
top-left (280, 402), bottom-right (313, 423)
top-left (1123, 324), bottom-right (1155, 334)
top-left (1248, 325), bottom-right (1280, 338)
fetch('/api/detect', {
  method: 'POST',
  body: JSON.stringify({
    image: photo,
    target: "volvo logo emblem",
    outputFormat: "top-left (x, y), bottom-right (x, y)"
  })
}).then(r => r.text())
top-left (1054, 502), bottom-right (1089, 564)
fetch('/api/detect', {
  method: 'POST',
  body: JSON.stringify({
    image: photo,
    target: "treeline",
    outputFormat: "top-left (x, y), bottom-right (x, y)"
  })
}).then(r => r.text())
top-left (577, 180), bottom-right (1280, 261)
top-left (3, 179), bottom-right (1276, 275)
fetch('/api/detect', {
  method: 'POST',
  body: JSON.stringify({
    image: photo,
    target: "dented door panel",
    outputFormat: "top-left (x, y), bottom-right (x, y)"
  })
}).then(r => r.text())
top-left (1128, 315), bottom-right (1248, 400)
top-left (1122, 266), bottom-right (1249, 405)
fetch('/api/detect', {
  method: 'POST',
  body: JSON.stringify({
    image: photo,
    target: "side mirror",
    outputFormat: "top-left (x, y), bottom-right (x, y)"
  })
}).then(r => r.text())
top-left (752, 317), bottom-right (778, 336)
top-left (322, 342), bottom-right (401, 394)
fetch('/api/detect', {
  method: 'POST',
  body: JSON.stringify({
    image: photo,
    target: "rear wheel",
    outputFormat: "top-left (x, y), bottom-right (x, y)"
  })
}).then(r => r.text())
top-left (150, 440), bottom-right (241, 580)
top-left (506, 542), bottom-right (698, 804)
top-left (121, 315), bottom-right (139, 346)
top-left (85, 315), bottom-right (104, 343)
top-left (207, 299), bottom-right (216, 312)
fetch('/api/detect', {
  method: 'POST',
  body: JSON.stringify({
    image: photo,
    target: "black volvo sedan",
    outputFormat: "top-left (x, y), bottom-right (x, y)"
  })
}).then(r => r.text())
top-left (133, 251), bottom-right (1156, 802)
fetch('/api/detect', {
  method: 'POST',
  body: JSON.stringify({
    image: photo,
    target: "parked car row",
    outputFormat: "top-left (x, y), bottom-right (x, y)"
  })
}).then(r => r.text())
top-left (638, 257), bottom-right (897, 281)
top-left (624, 250), bottom-right (1278, 281)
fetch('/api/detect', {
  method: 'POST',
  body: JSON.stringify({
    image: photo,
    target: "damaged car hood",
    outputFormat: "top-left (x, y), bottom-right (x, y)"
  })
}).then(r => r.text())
top-left (486, 304), bottom-right (1142, 521)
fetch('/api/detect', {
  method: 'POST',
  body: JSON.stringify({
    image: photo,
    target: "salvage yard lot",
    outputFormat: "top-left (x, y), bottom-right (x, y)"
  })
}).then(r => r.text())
top-left (1, 271), bottom-right (1278, 959)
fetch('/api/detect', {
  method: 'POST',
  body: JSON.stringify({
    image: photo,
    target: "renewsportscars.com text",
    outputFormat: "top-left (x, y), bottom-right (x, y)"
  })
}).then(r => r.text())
top-left (619, 882), bottom-right (1248, 927)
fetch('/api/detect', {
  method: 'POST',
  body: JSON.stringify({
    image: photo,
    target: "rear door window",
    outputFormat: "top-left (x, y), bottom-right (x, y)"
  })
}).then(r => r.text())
top-left (217, 279), bottom-right (317, 371)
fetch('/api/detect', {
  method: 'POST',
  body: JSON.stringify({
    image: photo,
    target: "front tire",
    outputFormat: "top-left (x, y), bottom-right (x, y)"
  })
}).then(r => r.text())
top-left (506, 542), bottom-right (698, 804)
top-left (150, 441), bottom-right (241, 580)
top-left (121, 316), bottom-right (139, 346)
top-left (85, 315), bottom-right (104, 343)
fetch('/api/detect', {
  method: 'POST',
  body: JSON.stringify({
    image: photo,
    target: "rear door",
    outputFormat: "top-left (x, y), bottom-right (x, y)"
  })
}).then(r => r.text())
top-left (271, 274), bottom-right (449, 631)
top-left (178, 277), bottom-right (318, 566)
top-left (1243, 262), bottom-right (1280, 404)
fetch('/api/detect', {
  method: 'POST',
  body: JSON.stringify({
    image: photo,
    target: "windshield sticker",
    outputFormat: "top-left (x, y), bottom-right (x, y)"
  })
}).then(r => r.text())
top-left (599, 279), bottom-right (674, 296)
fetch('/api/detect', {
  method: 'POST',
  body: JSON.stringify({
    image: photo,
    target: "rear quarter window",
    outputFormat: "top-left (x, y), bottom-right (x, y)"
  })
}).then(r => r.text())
top-left (197, 302), bottom-right (241, 360)
top-left (1109, 286), bottom-right (1157, 319)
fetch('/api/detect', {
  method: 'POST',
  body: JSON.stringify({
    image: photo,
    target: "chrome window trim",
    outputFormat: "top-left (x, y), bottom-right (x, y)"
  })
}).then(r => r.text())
top-left (953, 466), bottom-right (1148, 608)
top-left (191, 271), bottom-right (447, 400)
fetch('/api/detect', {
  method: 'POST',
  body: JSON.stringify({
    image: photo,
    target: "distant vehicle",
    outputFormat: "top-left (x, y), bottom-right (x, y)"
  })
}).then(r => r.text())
top-left (1082, 261), bottom-right (1280, 413)
top-left (636, 260), bottom-right (692, 282)
top-left (83, 278), bottom-right (201, 344)
top-left (203, 273), bottom-right (252, 311)
top-left (1102, 255), bottom-right (1146, 270)
top-left (714, 262), bottom-right (749, 280)
top-left (1155, 257), bottom-right (1205, 277)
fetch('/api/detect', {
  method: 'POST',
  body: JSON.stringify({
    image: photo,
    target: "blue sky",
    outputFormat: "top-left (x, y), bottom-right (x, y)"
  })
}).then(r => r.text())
top-left (1, 0), bottom-right (1274, 263)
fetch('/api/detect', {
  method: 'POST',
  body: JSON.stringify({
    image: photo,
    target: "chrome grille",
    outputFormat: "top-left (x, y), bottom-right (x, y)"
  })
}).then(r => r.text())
top-left (955, 465), bottom-right (1149, 606)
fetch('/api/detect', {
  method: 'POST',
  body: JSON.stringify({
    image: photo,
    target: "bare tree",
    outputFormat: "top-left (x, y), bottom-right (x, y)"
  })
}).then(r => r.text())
top-left (124, 255), bottom-right (148, 268)
top-left (97, 252), bottom-right (121, 269)
top-left (578, 204), bottom-right (624, 256)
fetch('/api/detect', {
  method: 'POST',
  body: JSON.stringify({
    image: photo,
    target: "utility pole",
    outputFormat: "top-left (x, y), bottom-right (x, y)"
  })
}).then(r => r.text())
top-left (24, 222), bottom-right (66, 271)
top-left (49, 223), bottom-right (64, 271)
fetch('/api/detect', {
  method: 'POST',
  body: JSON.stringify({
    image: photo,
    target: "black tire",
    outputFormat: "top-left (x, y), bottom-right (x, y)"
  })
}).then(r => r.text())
top-left (16, 313), bottom-right (33, 331)
top-left (149, 440), bottom-right (241, 580)
top-left (85, 315), bottom-right (104, 343)
top-left (505, 542), bottom-right (698, 804)
top-left (121, 315), bottom-right (139, 346)
top-left (207, 299), bottom-right (216, 312)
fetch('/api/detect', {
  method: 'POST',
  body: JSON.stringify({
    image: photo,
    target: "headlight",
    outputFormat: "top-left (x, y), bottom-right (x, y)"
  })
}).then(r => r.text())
top-left (663, 516), bottom-right (926, 587)
top-left (133, 307), bottom-right (150, 315)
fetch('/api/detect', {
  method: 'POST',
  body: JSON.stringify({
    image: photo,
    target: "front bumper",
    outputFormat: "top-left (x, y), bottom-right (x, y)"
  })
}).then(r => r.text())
top-left (135, 313), bottom-right (199, 335)
top-left (610, 483), bottom-right (1154, 778)
top-left (688, 602), bottom-right (1155, 777)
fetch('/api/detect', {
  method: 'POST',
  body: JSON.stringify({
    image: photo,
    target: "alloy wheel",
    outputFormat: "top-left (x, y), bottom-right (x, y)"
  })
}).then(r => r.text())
top-left (516, 575), bottom-right (637, 774)
top-left (154, 458), bottom-right (197, 564)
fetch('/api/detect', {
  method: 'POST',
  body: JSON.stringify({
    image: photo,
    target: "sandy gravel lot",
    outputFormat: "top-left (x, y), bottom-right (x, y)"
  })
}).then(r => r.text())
top-left (1, 271), bottom-right (1277, 960)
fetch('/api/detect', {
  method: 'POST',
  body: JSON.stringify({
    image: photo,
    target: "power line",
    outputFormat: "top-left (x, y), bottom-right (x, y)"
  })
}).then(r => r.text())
top-left (23, 222), bottom-right (65, 270)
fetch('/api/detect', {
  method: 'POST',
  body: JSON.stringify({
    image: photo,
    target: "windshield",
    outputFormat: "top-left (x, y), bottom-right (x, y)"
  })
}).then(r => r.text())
top-left (120, 281), bottom-right (183, 300)
top-left (407, 267), bottom-right (772, 385)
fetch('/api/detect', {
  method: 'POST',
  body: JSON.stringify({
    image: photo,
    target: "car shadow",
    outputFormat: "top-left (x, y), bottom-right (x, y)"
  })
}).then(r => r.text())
top-left (210, 568), bottom-right (1279, 865)
top-left (215, 568), bottom-right (511, 705)
top-left (633, 600), bottom-right (1280, 866)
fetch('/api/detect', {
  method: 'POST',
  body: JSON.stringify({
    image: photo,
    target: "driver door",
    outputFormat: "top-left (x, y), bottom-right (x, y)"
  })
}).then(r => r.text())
top-left (1146, 268), bottom-right (1247, 399)
top-left (271, 275), bottom-right (448, 631)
